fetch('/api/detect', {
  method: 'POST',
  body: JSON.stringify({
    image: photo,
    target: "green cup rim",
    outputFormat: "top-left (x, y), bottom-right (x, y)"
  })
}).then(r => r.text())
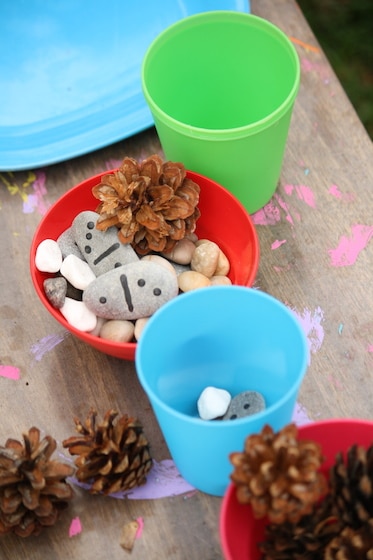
top-left (142, 11), bottom-right (300, 140)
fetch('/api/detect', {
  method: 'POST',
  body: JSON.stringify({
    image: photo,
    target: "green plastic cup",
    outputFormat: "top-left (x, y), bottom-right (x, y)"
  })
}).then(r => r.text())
top-left (142, 11), bottom-right (300, 214)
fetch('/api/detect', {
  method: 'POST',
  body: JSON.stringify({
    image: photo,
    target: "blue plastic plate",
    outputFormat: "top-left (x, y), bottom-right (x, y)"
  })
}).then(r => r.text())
top-left (0, 1), bottom-right (249, 171)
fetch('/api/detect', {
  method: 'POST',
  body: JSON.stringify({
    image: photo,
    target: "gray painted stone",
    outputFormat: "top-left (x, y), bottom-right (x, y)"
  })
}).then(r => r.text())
top-left (72, 211), bottom-right (139, 276)
top-left (223, 391), bottom-right (266, 420)
top-left (57, 227), bottom-right (84, 260)
top-left (83, 260), bottom-right (179, 320)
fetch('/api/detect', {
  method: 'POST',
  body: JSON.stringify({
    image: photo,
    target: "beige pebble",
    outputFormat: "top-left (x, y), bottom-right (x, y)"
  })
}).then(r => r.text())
top-left (178, 270), bottom-right (211, 292)
top-left (195, 238), bottom-right (210, 247)
top-left (141, 254), bottom-right (176, 275)
top-left (215, 250), bottom-right (230, 276)
top-left (134, 317), bottom-right (149, 341)
top-left (99, 320), bottom-right (134, 342)
top-left (191, 241), bottom-right (220, 278)
top-left (162, 238), bottom-right (196, 265)
top-left (210, 275), bottom-right (232, 286)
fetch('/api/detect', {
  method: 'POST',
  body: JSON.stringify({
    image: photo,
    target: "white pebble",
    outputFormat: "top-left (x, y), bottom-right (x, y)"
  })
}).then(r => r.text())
top-left (197, 386), bottom-right (232, 420)
top-left (60, 297), bottom-right (97, 332)
top-left (88, 316), bottom-right (107, 337)
top-left (60, 254), bottom-right (96, 290)
top-left (35, 239), bottom-right (63, 273)
top-left (99, 320), bottom-right (134, 343)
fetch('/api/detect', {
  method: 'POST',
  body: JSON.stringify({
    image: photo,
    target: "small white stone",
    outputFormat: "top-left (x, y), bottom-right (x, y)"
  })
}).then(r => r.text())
top-left (197, 386), bottom-right (232, 420)
top-left (60, 254), bottom-right (96, 290)
top-left (88, 316), bottom-right (107, 337)
top-left (60, 297), bottom-right (97, 332)
top-left (35, 239), bottom-right (63, 273)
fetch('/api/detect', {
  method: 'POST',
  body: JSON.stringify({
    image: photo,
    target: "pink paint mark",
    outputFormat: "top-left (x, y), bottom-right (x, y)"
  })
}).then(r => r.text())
top-left (273, 264), bottom-right (292, 272)
top-left (367, 345), bottom-right (373, 353)
top-left (292, 402), bottom-right (312, 426)
top-left (135, 517), bottom-right (144, 539)
top-left (329, 184), bottom-right (342, 199)
top-left (251, 199), bottom-right (281, 226)
top-left (69, 459), bottom-right (195, 499)
top-left (271, 239), bottom-right (287, 250)
top-left (290, 306), bottom-right (325, 363)
top-left (22, 171), bottom-right (50, 215)
top-left (328, 184), bottom-right (355, 202)
top-left (328, 224), bottom-right (373, 267)
top-left (30, 333), bottom-right (69, 361)
top-left (274, 193), bottom-right (300, 225)
top-left (69, 517), bottom-right (82, 537)
top-left (327, 374), bottom-right (343, 390)
top-left (0, 365), bottom-right (20, 380)
top-left (301, 57), bottom-right (330, 81)
top-left (284, 184), bottom-right (316, 208)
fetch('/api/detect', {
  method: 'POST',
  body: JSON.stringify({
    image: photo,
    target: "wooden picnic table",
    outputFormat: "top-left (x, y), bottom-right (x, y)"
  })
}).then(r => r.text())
top-left (1, 0), bottom-right (372, 558)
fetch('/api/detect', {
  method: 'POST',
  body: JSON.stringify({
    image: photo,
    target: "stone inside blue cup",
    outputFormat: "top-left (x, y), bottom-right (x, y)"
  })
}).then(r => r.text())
top-left (135, 286), bottom-right (309, 496)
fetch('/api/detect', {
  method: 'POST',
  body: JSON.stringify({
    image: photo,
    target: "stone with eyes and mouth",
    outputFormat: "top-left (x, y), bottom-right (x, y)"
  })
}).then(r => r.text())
top-left (71, 210), bottom-right (139, 277)
top-left (83, 260), bottom-right (179, 321)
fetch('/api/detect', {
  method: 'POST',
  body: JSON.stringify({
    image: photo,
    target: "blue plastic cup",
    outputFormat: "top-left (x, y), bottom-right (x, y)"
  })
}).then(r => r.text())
top-left (135, 286), bottom-right (308, 496)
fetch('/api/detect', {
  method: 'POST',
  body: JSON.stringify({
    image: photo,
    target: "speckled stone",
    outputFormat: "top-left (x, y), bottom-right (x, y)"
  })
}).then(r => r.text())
top-left (83, 260), bottom-right (179, 321)
top-left (223, 391), bottom-right (266, 420)
top-left (72, 211), bottom-right (139, 276)
top-left (43, 276), bottom-right (67, 309)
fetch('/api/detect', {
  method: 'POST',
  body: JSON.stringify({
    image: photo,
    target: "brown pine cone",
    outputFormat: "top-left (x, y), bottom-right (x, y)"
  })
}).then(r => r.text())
top-left (260, 495), bottom-right (341, 560)
top-left (0, 427), bottom-right (74, 537)
top-left (324, 521), bottom-right (373, 560)
top-left (230, 424), bottom-right (327, 524)
top-left (62, 409), bottom-right (153, 494)
top-left (92, 154), bottom-right (201, 255)
top-left (329, 443), bottom-right (373, 528)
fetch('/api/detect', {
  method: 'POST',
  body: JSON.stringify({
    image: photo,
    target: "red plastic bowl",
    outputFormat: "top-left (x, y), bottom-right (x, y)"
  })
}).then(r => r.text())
top-left (30, 169), bottom-right (259, 360)
top-left (220, 418), bottom-right (373, 560)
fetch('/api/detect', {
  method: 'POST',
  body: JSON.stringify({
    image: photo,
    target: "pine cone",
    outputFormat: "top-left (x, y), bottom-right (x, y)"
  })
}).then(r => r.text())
top-left (62, 409), bottom-right (153, 494)
top-left (230, 424), bottom-right (328, 524)
top-left (92, 154), bottom-right (201, 255)
top-left (0, 427), bottom-right (74, 537)
top-left (260, 495), bottom-right (341, 560)
top-left (324, 521), bottom-right (373, 560)
top-left (329, 443), bottom-right (373, 528)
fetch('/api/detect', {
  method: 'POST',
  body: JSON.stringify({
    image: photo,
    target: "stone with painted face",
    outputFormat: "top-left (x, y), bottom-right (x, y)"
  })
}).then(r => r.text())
top-left (83, 260), bottom-right (179, 320)
top-left (72, 211), bottom-right (138, 276)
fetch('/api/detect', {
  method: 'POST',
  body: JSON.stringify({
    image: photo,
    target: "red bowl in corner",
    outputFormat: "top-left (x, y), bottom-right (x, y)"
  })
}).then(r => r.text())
top-left (30, 169), bottom-right (259, 360)
top-left (220, 419), bottom-right (373, 560)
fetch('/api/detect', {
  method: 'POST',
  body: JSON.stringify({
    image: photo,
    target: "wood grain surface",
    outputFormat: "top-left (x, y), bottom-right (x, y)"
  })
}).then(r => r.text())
top-left (1, 1), bottom-right (372, 558)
